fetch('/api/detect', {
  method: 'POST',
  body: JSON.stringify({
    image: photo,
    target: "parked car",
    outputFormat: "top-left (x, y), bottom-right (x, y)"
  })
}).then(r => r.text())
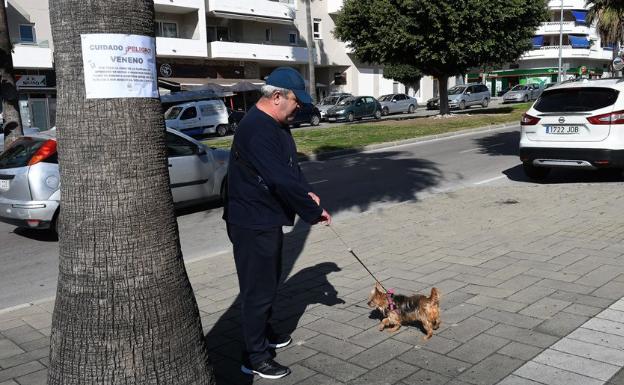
top-left (324, 96), bottom-right (382, 122)
top-left (502, 83), bottom-right (543, 103)
top-left (227, 107), bottom-right (245, 133)
top-left (497, 86), bottom-right (511, 97)
top-left (0, 128), bottom-right (229, 233)
top-left (519, 78), bottom-right (624, 180)
top-left (378, 93), bottom-right (418, 115)
top-left (426, 83), bottom-right (490, 110)
top-left (164, 99), bottom-right (232, 137)
top-left (316, 93), bottom-right (352, 120)
top-left (0, 127), bottom-right (42, 153)
top-left (290, 103), bottom-right (322, 127)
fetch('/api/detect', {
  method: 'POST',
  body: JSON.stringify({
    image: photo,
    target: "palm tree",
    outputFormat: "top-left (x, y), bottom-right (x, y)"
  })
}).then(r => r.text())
top-left (586, 0), bottom-right (624, 45)
top-left (47, 1), bottom-right (214, 384)
top-left (0, 0), bottom-right (23, 147)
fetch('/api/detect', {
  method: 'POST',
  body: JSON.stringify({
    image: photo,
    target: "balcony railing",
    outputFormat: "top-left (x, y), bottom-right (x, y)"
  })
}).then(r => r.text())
top-left (12, 45), bottom-right (53, 69)
top-left (522, 45), bottom-right (613, 60)
top-left (547, 0), bottom-right (587, 10)
top-left (208, 40), bottom-right (308, 63)
top-left (207, 0), bottom-right (295, 23)
top-left (156, 36), bottom-right (208, 58)
top-left (536, 21), bottom-right (590, 35)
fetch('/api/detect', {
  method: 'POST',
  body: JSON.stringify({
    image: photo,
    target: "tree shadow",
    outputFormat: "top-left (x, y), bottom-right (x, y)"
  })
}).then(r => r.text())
top-left (204, 150), bottom-right (444, 384)
top-left (473, 130), bottom-right (520, 156)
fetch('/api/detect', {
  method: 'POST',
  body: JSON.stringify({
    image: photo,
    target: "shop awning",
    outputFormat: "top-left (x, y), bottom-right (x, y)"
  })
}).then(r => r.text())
top-left (572, 10), bottom-right (588, 24)
top-left (569, 35), bottom-right (590, 48)
top-left (158, 77), bottom-right (264, 92)
top-left (532, 35), bottom-right (544, 48)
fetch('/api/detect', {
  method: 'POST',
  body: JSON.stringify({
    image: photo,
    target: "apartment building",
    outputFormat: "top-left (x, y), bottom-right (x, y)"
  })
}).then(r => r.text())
top-left (473, 0), bottom-right (614, 94)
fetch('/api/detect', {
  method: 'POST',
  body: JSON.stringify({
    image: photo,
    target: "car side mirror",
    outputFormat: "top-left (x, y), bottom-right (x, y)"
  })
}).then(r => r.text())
top-left (196, 146), bottom-right (207, 156)
top-left (613, 56), bottom-right (624, 71)
top-left (466, 91), bottom-right (471, 95)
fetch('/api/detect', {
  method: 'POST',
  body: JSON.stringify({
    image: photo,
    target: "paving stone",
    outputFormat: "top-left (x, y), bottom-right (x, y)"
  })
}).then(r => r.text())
top-left (552, 337), bottom-right (624, 366)
top-left (0, 380), bottom-right (19, 385)
top-left (583, 318), bottom-right (624, 337)
top-left (439, 316), bottom-right (496, 343)
top-left (300, 353), bottom-right (367, 383)
top-left (398, 349), bottom-right (470, 378)
top-left (453, 274), bottom-right (503, 288)
top-left (296, 373), bottom-right (345, 385)
top-left (475, 309), bottom-right (542, 329)
top-left (275, 345), bottom-right (318, 367)
top-left (518, 297), bottom-right (571, 319)
top-left (458, 354), bottom-right (523, 385)
top-left (549, 291), bottom-right (613, 308)
top-left (460, 285), bottom-right (516, 299)
top-left (402, 369), bottom-right (450, 385)
top-left (303, 334), bottom-right (366, 360)
top-left (567, 327), bottom-right (624, 350)
top-left (497, 374), bottom-right (546, 385)
top-left (497, 342), bottom-right (543, 361)
top-left (593, 281), bottom-right (624, 300)
top-left (534, 312), bottom-right (589, 337)
top-left (465, 296), bottom-right (526, 313)
top-left (447, 333), bottom-right (509, 364)
top-left (255, 364), bottom-right (316, 385)
top-left (396, 333), bottom-right (460, 355)
top-left (506, 286), bottom-right (555, 304)
top-left (0, 327), bottom-right (44, 345)
top-left (576, 265), bottom-right (624, 288)
top-left (563, 303), bottom-right (602, 317)
top-left (307, 306), bottom-right (361, 323)
top-left (513, 361), bottom-right (602, 385)
top-left (17, 339), bottom-right (49, 353)
top-left (442, 304), bottom-right (484, 325)
top-left (485, 324), bottom-right (558, 348)
top-left (533, 348), bottom-right (620, 381)
top-left (0, 340), bottom-right (24, 361)
top-left (349, 359), bottom-right (419, 385)
top-left (488, 266), bottom-right (529, 281)
top-left (535, 279), bottom-right (595, 295)
top-left (0, 362), bottom-right (44, 383)
top-left (304, 318), bottom-right (363, 340)
top-left (497, 275), bottom-right (542, 292)
top-left (13, 368), bottom-right (46, 385)
top-left (417, 270), bottom-right (460, 285)
top-left (433, 280), bottom-right (468, 294)
top-left (0, 348), bottom-right (48, 370)
top-left (348, 339), bottom-right (413, 369)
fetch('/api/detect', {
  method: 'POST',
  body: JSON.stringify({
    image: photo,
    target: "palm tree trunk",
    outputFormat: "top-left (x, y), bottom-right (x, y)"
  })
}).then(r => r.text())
top-left (305, 0), bottom-right (316, 104)
top-left (0, 0), bottom-right (23, 146)
top-left (47, 1), bottom-right (214, 384)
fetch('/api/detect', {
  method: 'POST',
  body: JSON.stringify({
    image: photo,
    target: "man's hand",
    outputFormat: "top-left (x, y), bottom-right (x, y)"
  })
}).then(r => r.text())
top-left (308, 192), bottom-right (320, 206)
top-left (319, 209), bottom-right (332, 225)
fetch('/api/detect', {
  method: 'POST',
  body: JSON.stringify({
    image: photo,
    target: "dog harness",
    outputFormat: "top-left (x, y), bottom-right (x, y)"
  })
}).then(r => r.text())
top-left (386, 289), bottom-right (398, 313)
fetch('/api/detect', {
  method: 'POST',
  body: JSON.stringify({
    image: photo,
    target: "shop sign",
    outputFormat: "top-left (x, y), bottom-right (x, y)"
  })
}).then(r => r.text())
top-left (16, 75), bottom-right (46, 88)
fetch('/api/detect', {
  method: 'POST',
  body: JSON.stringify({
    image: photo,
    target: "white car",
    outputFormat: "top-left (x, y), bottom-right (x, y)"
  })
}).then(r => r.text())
top-left (519, 78), bottom-right (624, 180)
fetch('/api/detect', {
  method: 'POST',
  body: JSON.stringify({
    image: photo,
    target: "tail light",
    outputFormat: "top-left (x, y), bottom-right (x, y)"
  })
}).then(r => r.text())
top-left (28, 139), bottom-right (57, 166)
top-left (587, 110), bottom-right (624, 125)
top-left (521, 113), bottom-right (540, 125)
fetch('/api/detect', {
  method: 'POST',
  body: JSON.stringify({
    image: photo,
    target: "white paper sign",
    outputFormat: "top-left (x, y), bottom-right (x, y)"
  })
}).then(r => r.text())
top-left (81, 34), bottom-right (158, 99)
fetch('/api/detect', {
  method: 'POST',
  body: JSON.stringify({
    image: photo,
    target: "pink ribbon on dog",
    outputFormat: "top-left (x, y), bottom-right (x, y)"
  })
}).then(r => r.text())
top-left (386, 289), bottom-right (398, 312)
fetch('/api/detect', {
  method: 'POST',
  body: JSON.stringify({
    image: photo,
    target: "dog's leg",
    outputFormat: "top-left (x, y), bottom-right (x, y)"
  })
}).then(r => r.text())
top-left (389, 323), bottom-right (402, 333)
top-left (379, 318), bottom-right (390, 331)
top-left (422, 321), bottom-right (433, 340)
top-left (388, 313), bottom-right (402, 332)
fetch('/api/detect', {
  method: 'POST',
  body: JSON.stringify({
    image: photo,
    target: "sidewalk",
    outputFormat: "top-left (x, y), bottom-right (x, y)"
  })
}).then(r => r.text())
top-left (3, 182), bottom-right (624, 384)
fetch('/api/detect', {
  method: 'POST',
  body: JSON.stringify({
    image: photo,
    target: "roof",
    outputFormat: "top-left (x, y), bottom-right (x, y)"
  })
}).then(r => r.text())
top-left (548, 77), bottom-right (624, 90)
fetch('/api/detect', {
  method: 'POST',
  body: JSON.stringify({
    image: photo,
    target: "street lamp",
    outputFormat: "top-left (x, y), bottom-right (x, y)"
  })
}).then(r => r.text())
top-left (557, 0), bottom-right (563, 83)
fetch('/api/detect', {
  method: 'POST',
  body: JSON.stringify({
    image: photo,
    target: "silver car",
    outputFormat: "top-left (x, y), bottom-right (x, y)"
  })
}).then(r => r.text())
top-left (378, 93), bottom-right (418, 115)
top-left (316, 93), bottom-right (352, 120)
top-left (427, 83), bottom-right (491, 110)
top-left (0, 127), bottom-right (229, 233)
top-left (503, 83), bottom-right (543, 103)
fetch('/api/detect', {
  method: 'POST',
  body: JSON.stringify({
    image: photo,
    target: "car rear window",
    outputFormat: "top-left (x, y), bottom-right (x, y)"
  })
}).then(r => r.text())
top-left (0, 137), bottom-right (49, 169)
top-left (533, 87), bottom-right (619, 112)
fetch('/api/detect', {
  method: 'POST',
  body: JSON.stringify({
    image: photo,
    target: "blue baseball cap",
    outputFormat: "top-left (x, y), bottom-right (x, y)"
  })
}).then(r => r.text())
top-left (265, 67), bottom-right (312, 104)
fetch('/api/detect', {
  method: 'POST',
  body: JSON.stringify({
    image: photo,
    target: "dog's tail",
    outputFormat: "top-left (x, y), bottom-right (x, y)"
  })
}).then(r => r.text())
top-left (429, 287), bottom-right (440, 305)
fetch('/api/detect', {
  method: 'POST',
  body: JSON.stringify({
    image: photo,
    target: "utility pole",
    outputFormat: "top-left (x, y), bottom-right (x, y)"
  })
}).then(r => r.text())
top-left (557, 0), bottom-right (563, 83)
top-left (304, 0), bottom-right (316, 104)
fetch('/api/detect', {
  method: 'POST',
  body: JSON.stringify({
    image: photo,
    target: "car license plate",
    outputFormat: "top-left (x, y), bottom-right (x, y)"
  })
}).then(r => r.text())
top-left (328, 118), bottom-right (336, 121)
top-left (0, 180), bottom-right (9, 191)
top-left (545, 125), bottom-right (580, 134)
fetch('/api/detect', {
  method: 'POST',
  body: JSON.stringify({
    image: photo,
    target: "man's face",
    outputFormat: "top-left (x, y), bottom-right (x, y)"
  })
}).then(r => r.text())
top-left (276, 90), bottom-right (301, 124)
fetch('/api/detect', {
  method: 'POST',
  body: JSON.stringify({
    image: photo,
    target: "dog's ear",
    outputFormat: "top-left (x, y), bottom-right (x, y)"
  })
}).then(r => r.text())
top-left (430, 287), bottom-right (440, 305)
top-left (375, 282), bottom-right (384, 293)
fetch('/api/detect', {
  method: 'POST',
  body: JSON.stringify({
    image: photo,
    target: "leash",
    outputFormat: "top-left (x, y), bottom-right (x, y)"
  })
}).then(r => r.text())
top-left (327, 224), bottom-right (388, 293)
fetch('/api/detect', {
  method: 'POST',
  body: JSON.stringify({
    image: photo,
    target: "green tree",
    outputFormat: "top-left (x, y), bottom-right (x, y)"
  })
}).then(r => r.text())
top-left (586, 0), bottom-right (624, 47)
top-left (383, 64), bottom-right (422, 96)
top-left (334, 0), bottom-right (548, 114)
top-left (0, 0), bottom-right (23, 147)
top-left (47, 0), bottom-right (214, 384)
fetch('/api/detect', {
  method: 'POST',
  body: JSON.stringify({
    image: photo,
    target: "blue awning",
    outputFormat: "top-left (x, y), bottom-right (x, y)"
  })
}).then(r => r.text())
top-left (532, 35), bottom-right (544, 48)
top-left (569, 35), bottom-right (590, 48)
top-left (572, 10), bottom-right (588, 24)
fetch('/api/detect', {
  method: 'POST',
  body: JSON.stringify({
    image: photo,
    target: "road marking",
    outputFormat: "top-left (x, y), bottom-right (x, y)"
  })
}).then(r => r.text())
top-left (309, 179), bottom-right (328, 185)
top-left (474, 175), bottom-right (506, 185)
top-left (460, 148), bottom-right (479, 154)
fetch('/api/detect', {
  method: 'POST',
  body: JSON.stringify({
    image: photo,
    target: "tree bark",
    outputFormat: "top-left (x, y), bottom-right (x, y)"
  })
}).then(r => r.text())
top-left (437, 74), bottom-right (450, 115)
top-left (0, 0), bottom-right (23, 147)
top-left (305, 0), bottom-right (316, 103)
top-left (47, 1), bottom-right (214, 384)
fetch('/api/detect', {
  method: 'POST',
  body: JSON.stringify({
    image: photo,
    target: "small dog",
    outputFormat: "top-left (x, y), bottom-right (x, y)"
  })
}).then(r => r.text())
top-left (367, 282), bottom-right (441, 339)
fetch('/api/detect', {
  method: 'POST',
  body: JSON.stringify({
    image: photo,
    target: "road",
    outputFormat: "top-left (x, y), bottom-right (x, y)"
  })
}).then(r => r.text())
top-left (2, 123), bottom-right (622, 310)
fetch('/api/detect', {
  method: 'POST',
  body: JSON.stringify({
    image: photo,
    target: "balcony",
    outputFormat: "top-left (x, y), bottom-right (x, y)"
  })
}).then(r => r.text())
top-left (522, 45), bottom-right (613, 61)
top-left (328, 0), bottom-right (344, 14)
top-left (153, 0), bottom-right (203, 13)
top-left (207, 0), bottom-right (296, 24)
top-left (547, 0), bottom-right (587, 9)
top-left (536, 21), bottom-right (589, 35)
top-left (208, 41), bottom-right (308, 63)
top-left (12, 45), bottom-right (53, 69)
top-left (156, 37), bottom-right (208, 58)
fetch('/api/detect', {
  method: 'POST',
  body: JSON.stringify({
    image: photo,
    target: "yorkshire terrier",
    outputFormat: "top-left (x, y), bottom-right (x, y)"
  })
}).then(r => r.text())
top-left (367, 282), bottom-right (441, 339)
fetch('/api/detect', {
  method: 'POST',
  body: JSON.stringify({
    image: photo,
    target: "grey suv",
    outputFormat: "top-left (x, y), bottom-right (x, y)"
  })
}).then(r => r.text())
top-left (427, 83), bottom-right (491, 110)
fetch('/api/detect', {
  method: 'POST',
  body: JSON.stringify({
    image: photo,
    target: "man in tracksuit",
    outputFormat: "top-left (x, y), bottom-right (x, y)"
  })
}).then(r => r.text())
top-left (224, 67), bottom-right (331, 380)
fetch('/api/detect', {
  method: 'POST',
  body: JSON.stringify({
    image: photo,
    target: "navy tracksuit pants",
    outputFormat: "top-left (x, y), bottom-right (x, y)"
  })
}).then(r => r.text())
top-left (227, 223), bottom-right (283, 365)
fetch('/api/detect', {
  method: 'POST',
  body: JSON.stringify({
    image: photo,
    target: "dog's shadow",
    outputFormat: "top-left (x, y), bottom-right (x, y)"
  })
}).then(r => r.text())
top-left (367, 309), bottom-right (429, 336)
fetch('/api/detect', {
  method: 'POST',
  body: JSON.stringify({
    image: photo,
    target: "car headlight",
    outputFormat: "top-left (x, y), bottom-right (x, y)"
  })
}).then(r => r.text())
top-left (334, 110), bottom-right (345, 114)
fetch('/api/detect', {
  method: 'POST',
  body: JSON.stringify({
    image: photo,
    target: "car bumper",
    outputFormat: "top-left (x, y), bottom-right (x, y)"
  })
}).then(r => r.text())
top-left (519, 147), bottom-right (624, 168)
top-left (0, 198), bottom-right (58, 229)
top-left (325, 114), bottom-right (346, 121)
top-left (503, 96), bottom-right (524, 102)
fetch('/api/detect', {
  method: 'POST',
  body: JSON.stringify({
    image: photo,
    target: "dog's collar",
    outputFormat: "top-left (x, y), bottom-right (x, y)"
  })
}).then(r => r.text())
top-left (386, 289), bottom-right (398, 313)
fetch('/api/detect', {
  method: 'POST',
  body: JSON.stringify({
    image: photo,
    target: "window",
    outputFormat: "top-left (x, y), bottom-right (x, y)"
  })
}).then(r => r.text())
top-left (180, 107), bottom-right (197, 120)
top-left (313, 18), bottom-right (321, 39)
top-left (365, 97), bottom-right (375, 104)
top-left (19, 25), bottom-right (35, 43)
top-left (155, 21), bottom-right (178, 38)
top-left (533, 88), bottom-right (618, 113)
top-left (207, 26), bottom-right (230, 42)
top-left (288, 31), bottom-right (298, 45)
top-left (166, 133), bottom-right (196, 157)
top-left (265, 28), bottom-right (272, 42)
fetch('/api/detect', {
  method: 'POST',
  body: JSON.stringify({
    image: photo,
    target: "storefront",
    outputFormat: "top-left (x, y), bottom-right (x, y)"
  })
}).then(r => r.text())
top-left (15, 71), bottom-right (56, 131)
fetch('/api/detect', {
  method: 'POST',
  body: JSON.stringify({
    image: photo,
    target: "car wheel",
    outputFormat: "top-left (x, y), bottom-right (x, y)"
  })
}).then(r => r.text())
top-left (220, 179), bottom-right (228, 204)
top-left (407, 104), bottom-right (415, 114)
top-left (51, 210), bottom-right (59, 236)
top-left (523, 95), bottom-right (529, 103)
top-left (347, 112), bottom-right (355, 122)
top-left (216, 124), bottom-right (228, 137)
top-left (229, 122), bottom-right (238, 133)
top-left (459, 100), bottom-right (466, 110)
top-left (374, 109), bottom-right (382, 120)
top-left (523, 163), bottom-right (550, 181)
top-left (310, 114), bottom-right (320, 126)
top-left (482, 98), bottom-right (489, 108)
top-left (382, 107), bottom-right (389, 116)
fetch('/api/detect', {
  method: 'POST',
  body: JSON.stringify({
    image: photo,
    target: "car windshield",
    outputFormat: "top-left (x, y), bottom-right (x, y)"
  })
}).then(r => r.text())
top-left (378, 95), bottom-right (393, 102)
top-left (337, 97), bottom-right (354, 106)
top-left (320, 96), bottom-right (340, 105)
top-left (511, 85), bottom-right (528, 91)
top-left (164, 106), bottom-right (183, 120)
top-left (533, 87), bottom-right (619, 112)
top-left (448, 86), bottom-right (466, 95)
